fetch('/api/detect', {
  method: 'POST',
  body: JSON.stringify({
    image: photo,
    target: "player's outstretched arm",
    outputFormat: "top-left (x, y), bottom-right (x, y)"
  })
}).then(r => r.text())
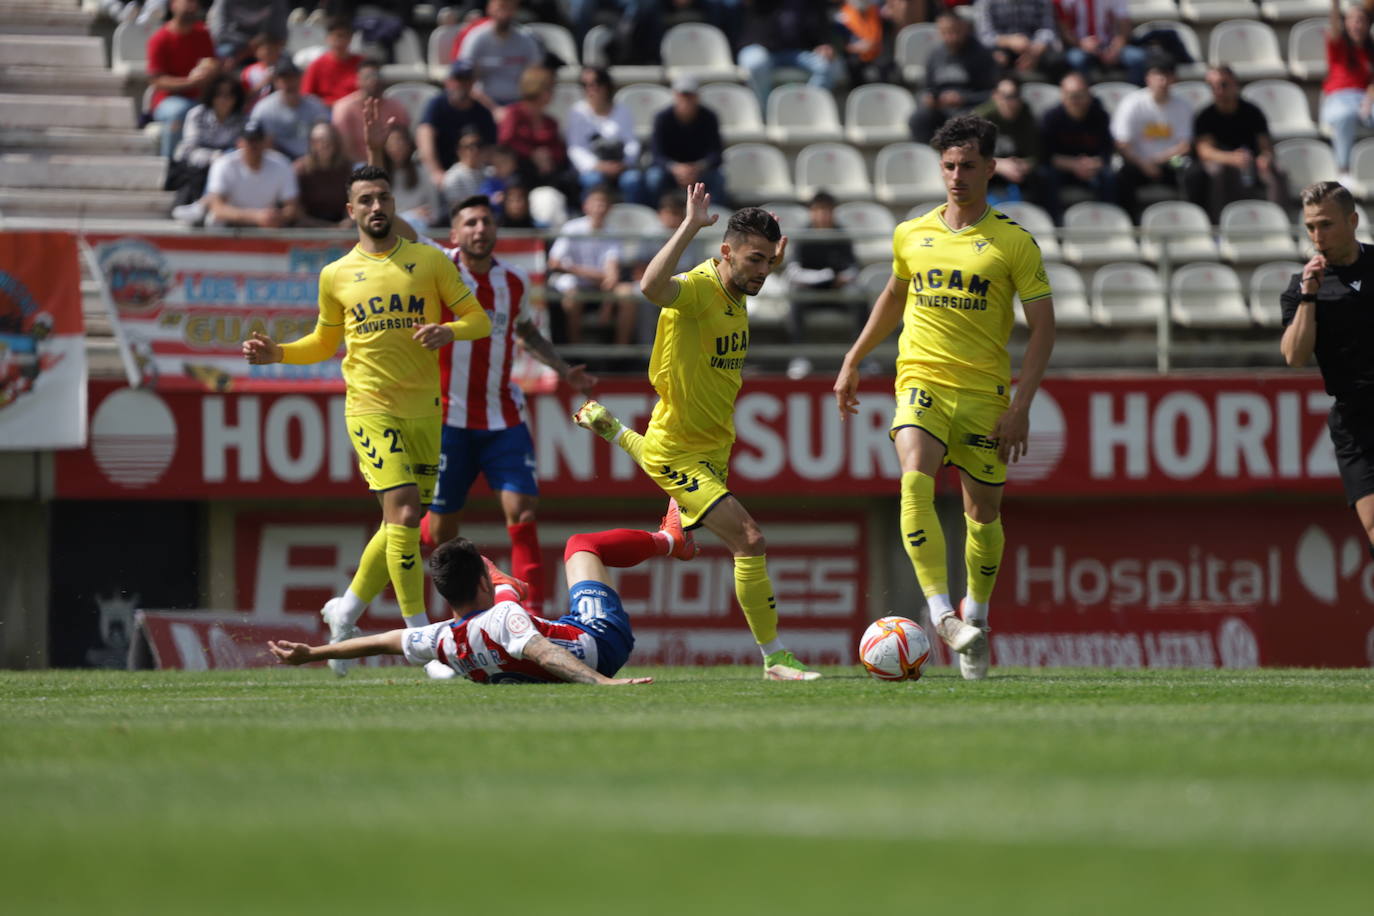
top-left (514, 315), bottom-right (598, 397)
top-left (268, 630), bottom-right (406, 665)
top-left (994, 296), bottom-right (1056, 464)
top-left (521, 634), bottom-right (652, 685)
top-left (640, 181), bottom-right (717, 308)
top-left (833, 274), bottom-right (910, 418)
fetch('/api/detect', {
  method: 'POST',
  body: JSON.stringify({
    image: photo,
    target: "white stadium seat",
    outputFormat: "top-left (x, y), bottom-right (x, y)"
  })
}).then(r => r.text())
top-left (858, 262), bottom-right (892, 304)
top-left (844, 83), bottom-right (915, 146)
top-left (761, 201), bottom-right (812, 233)
top-left (548, 81), bottom-right (582, 129)
top-left (894, 23), bottom-right (940, 85)
top-left (1274, 138), bottom-right (1338, 192)
top-left (1129, 0), bottom-right (1183, 18)
top-left (1172, 80), bottom-right (1213, 113)
top-left (287, 20), bottom-right (326, 53)
top-left (1140, 200), bottom-right (1219, 263)
top-left (1207, 19), bottom-right (1287, 81)
top-left (527, 21), bottom-right (580, 78)
top-left (111, 20), bottom-right (152, 76)
top-left (1091, 261), bottom-right (1167, 326)
top-left (874, 142), bottom-right (945, 204)
top-left (293, 45), bottom-right (326, 70)
top-left (1259, 0), bottom-right (1327, 21)
top-left (661, 23), bottom-right (743, 84)
top-left (614, 83), bottom-right (673, 139)
top-left (1180, 1), bottom-right (1262, 24)
top-left (376, 27), bottom-right (428, 84)
top-left (428, 23), bottom-right (460, 81)
top-left (1089, 81), bottom-right (1136, 117)
top-left (1170, 262), bottom-right (1253, 326)
top-left (834, 200), bottom-right (897, 264)
top-left (794, 142), bottom-right (872, 202)
top-left (1021, 81), bottom-right (1060, 119)
top-left (1347, 138), bottom-right (1374, 200)
top-left (905, 201), bottom-right (946, 220)
top-left (1242, 79), bottom-right (1319, 140)
top-left (723, 143), bottom-right (796, 203)
top-left (1062, 202), bottom-right (1140, 263)
top-left (584, 25), bottom-right (663, 84)
top-left (996, 200), bottom-right (1061, 262)
top-left (1248, 260), bottom-right (1302, 326)
top-left (605, 203), bottom-right (660, 256)
top-left (382, 82), bottom-right (440, 127)
top-left (1133, 20), bottom-right (1207, 79)
top-left (1039, 262), bottom-right (1094, 327)
top-left (1287, 17), bottom-right (1327, 81)
top-left (700, 82), bottom-right (766, 144)
top-left (767, 84), bottom-right (843, 145)
top-left (1219, 199), bottom-right (1300, 261)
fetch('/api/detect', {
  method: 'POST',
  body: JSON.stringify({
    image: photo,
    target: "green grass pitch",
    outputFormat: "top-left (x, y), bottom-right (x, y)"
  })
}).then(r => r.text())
top-left (2, 665), bottom-right (1372, 915)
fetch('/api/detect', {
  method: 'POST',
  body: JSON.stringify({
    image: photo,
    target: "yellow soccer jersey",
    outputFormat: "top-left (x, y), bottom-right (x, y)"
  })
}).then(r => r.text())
top-left (317, 238), bottom-right (474, 418)
top-left (892, 204), bottom-right (1051, 397)
top-left (645, 259), bottom-right (750, 453)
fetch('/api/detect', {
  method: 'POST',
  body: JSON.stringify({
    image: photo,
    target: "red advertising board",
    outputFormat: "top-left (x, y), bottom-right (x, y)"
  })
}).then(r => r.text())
top-left (129, 610), bottom-right (327, 670)
top-left (58, 373), bottom-right (1339, 498)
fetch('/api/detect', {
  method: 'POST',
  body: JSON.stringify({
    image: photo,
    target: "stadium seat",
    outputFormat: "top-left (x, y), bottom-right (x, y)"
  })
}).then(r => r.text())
top-left (293, 45), bottom-right (327, 70)
top-left (905, 201), bottom-right (946, 220)
top-left (700, 82), bottom-right (766, 144)
top-left (1038, 262), bottom-right (1094, 327)
top-left (1140, 200), bottom-right (1219, 262)
top-left (382, 82), bottom-right (440, 127)
top-left (1021, 81), bottom-right (1060, 119)
top-left (583, 25), bottom-right (663, 84)
top-left (428, 23), bottom-right (460, 81)
top-left (996, 200), bottom-right (1062, 262)
top-left (1128, 0), bottom-right (1184, 18)
top-left (661, 23), bottom-right (743, 84)
top-left (1089, 81), bottom-right (1137, 117)
top-left (723, 143), bottom-right (796, 203)
top-left (527, 22), bottom-right (580, 80)
top-left (844, 83), bottom-right (915, 146)
top-left (761, 200), bottom-right (812, 233)
top-left (834, 200), bottom-right (897, 264)
top-left (111, 19), bottom-right (152, 77)
top-left (874, 142), bottom-right (945, 204)
top-left (1091, 261), bottom-right (1167, 326)
top-left (794, 142), bottom-right (872, 202)
top-left (1241, 79), bottom-right (1319, 139)
top-left (700, 203), bottom-right (732, 249)
top-left (605, 202), bottom-right (661, 254)
top-left (1133, 20), bottom-right (1207, 79)
top-left (1170, 262), bottom-right (1253, 326)
top-left (858, 262), bottom-right (892, 303)
top-left (894, 22), bottom-right (940, 85)
top-left (287, 20), bottom-right (326, 53)
top-left (614, 83), bottom-right (673, 139)
top-left (1346, 138), bottom-right (1374, 199)
top-left (1286, 17), bottom-right (1327, 81)
top-left (1219, 199), bottom-right (1300, 260)
top-left (1207, 19), bottom-right (1287, 81)
top-left (1274, 138), bottom-right (1338, 196)
top-left (1248, 259), bottom-right (1303, 325)
top-left (1172, 79), bottom-right (1213, 112)
top-left (529, 184), bottom-right (569, 230)
top-left (1259, 0), bottom-right (1327, 20)
top-left (377, 27), bottom-right (428, 84)
top-left (548, 80), bottom-right (582, 129)
top-left (1062, 202), bottom-right (1140, 263)
top-left (1180, 1), bottom-right (1262, 24)
top-left (767, 84), bottom-right (843, 145)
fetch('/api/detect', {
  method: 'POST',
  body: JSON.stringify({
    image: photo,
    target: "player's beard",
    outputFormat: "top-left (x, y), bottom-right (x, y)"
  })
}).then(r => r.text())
top-left (361, 214), bottom-right (392, 239)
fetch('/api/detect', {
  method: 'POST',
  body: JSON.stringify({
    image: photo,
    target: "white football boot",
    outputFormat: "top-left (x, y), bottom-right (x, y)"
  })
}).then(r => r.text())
top-left (320, 597), bottom-right (361, 677)
top-left (934, 612), bottom-right (983, 654)
top-left (424, 659), bottom-right (457, 680)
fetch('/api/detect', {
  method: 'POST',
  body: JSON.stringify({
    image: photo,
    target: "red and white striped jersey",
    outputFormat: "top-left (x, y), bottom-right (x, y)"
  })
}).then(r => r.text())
top-left (400, 599), bottom-right (599, 684)
top-left (438, 254), bottom-right (530, 430)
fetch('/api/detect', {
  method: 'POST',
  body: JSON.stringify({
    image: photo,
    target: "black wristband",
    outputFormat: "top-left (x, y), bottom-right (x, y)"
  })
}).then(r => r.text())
top-left (1299, 294), bottom-right (1318, 303)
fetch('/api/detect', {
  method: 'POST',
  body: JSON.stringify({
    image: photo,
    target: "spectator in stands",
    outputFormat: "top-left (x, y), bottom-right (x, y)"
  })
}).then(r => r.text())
top-left (908, 10), bottom-right (997, 144)
top-left (1040, 71), bottom-right (1115, 222)
top-left (974, 0), bottom-right (1059, 75)
top-left (333, 59), bottom-right (410, 163)
top-left (443, 128), bottom-right (489, 209)
top-left (736, 0), bottom-right (843, 110)
top-left (499, 180), bottom-right (536, 228)
top-left (382, 120), bottom-right (444, 229)
top-left (1188, 65), bottom-right (1287, 222)
top-left (783, 191), bottom-right (862, 381)
top-left (203, 119), bottom-right (300, 227)
top-left (250, 59), bottom-right (330, 161)
top-left (547, 184), bottom-right (632, 344)
top-left (294, 121), bottom-right (353, 226)
top-left (1321, 0), bottom-right (1374, 182)
top-left (147, 0), bottom-right (221, 161)
top-left (497, 67), bottom-right (576, 200)
top-left (646, 75), bottom-right (727, 206)
top-left (167, 74), bottom-right (246, 208)
top-left (1112, 57), bottom-right (1193, 221)
top-left (837, 0), bottom-right (893, 87)
top-left (240, 31), bottom-right (285, 105)
top-left (418, 60), bottom-right (498, 187)
top-left (1056, 0), bottom-right (1148, 86)
top-left (972, 77), bottom-right (1041, 205)
top-left (302, 17), bottom-right (363, 106)
top-left (566, 67), bottom-right (644, 206)
top-left (623, 190), bottom-right (705, 344)
top-left (207, 0), bottom-right (286, 61)
top-left (460, 0), bottom-right (546, 110)
top-left (481, 143), bottom-right (523, 208)
top-left (567, 0), bottom-right (663, 65)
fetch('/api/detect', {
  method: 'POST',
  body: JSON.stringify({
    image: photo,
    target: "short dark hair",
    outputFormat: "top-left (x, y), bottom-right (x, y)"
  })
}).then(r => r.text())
top-left (583, 183), bottom-right (615, 202)
top-left (346, 164), bottom-right (391, 196)
top-left (325, 16), bottom-right (352, 34)
top-left (724, 207), bottom-right (781, 246)
top-left (200, 73), bottom-right (245, 112)
top-left (357, 58), bottom-right (382, 74)
top-left (930, 114), bottom-right (998, 158)
top-left (429, 537), bottom-right (486, 607)
top-left (658, 190), bottom-right (687, 213)
top-left (809, 190), bottom-right (837, 209)
top-left (1301, 180), bottom-right (1357, 215)
top-left (450, 193), bottom-right (494, 220)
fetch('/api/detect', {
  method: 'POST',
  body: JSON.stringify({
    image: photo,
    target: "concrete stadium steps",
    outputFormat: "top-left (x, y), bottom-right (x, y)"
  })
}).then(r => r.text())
top-left (0, 1), bottom-right (95, 34)
top-left (0, 34), bottom-right (104, 67)
top-left (0, 126), bottom-right (158, 155)
top-left (0, 153), bottom-right (166, 191)
top-left (0, 65), bottom-right (127, 96)
top-left (0, 187), bottom-right (174, 219)
top-left (0, 93), bottom-right (137, 130)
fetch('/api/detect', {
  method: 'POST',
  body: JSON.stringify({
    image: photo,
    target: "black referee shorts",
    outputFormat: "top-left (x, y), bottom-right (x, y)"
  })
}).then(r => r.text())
top-left (1328, 402), bottom-right (1374, 506)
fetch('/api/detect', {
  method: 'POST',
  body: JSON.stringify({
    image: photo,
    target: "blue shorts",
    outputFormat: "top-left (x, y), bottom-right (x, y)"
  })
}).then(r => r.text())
top-left (431, 423), bottom-right (539, 514)
top-left (558, 580), bottom-right (635, 677)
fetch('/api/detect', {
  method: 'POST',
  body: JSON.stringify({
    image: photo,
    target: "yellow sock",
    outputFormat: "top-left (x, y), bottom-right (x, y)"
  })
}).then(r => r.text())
top-left (733, 555), bottom-right (778, 645)
top-left (900, 471), bottom-right (948, 598)
top-left (964, 514), bottom-right (1005, 609)
top-left (348, 525), bottom-right (391, 603)
top-left (384, 522), bottom-right (426, 620)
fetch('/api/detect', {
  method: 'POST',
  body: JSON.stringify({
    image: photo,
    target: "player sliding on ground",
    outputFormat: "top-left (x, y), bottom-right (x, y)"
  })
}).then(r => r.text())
top-left (243, 164), bottom-right (492, 681)
top-left (267, 519), bottom-right (696, 685)
top-left (833, 114), bottom-right (1056, 680)
top-left (574, 184), bottom-right (820, 681)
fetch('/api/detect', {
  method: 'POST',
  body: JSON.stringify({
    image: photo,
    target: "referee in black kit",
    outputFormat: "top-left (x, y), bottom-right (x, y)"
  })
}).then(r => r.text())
top-left (1282, 180), bottom-right (1374, 551)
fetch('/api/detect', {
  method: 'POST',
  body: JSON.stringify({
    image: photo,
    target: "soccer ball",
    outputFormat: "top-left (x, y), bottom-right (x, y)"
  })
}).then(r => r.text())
top-left (859, 616), bottom-right (931, 681)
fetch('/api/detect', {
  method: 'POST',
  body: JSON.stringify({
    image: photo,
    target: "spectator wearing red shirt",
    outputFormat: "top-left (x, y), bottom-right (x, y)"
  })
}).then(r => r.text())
top-left (1321, 0), bottom-right (1374, 178)
top-left (497, 67), bottom-right (575, 200)
top-left (332, 59), bottom-right (411, 163)
top-left (302, 17), bottom-right (362, 106)
top-left (148, 0), bottom-right (222, 159)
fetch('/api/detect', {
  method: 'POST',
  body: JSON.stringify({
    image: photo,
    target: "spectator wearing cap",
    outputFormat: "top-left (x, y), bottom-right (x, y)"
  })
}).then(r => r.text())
top-left (909, 10), bottom-right (998, 144)
top-left (418, 60), bottom-right (498, 188)
top-left (333, 59), bottom-right (410, 164)
top-left (207, 0), bottom-right (286, 61)
top-left (1040, 70), bottom-right (1115, 222)
top-left (167, 73), bottom-right (246, 207)
top-left (497, 66), bottom-right (576, 200)
top-left (1112, 56), bottom-right (1193, 220)
top-left (646, 75), bottom-right (726, 206)
top-left (782, 191), bottom-right (862, 380)
top-left (566, 67), bottom-right (644, 205)
top-left (302, 17), bottom-right (363, 106)
top-left (975, 0), bottom-right (1060, 75)
top-left (459, 0), bottom-right (546, 110)
top-left (973, 77), bottom-right (1042, 205)
top-left (294, 121), bottom-right (353, 227)
top-left (202, 118), bottom-right (299, 227)
top-left (250, 58), bottom-right (330, 160)
top-left (147, 0), bottom-right (222, 160)
top-left (736, 0), bottom-right (843, 110)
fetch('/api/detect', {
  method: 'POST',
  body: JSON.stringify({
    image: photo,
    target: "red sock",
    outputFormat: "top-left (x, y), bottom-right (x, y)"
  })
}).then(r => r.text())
top-left (507, 521), bottom-right (544, 611)
top-left (419, 513), bottom-right (435, 549)
top-left (564, 529), bottom-right (662, 567)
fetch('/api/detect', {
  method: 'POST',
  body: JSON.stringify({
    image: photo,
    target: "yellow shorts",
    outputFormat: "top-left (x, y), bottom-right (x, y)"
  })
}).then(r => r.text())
top-left (347, 414), bottom-right (441, 504)
top-left (890, 381), bottom-right (1008, 485)
top-left (640, 438), bottom-right (732, 530)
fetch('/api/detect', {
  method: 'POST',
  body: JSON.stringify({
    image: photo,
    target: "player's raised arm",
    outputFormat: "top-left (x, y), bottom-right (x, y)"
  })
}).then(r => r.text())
top-left (833, 273), bottom-right (911, 418)
top-left (515, 314), bottom-right (598, 397)
top-left (640, 182), bottom-right (717, 307)
top-left (521, 633), bottom-right (652, 685)
top-left (268, 630), bottom-right (406, 665)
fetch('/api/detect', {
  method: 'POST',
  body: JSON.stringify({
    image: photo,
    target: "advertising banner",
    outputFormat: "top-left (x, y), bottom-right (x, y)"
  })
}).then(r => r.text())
top-left (129, 610), bottom-right (330, 670)
top-left (0, 231), bottom-right (87, 448)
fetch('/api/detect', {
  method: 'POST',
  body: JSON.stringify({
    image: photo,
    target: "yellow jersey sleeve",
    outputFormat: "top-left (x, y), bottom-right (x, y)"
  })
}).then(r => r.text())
top-left (318, 261), bottom-right (344, 326)
top-left (891, 220), bottom-right (915, 281)
top-left (665, 270), bottom-right (709, 316)
top-left (429, 246), bottom-right (474, 313)
top-left (1010, 232), bottom-right (1052, 304)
